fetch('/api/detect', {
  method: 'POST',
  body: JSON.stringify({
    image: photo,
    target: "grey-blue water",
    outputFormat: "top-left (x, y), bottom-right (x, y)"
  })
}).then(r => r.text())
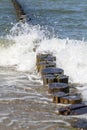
top-left (19, 0), bottom-right (87, 40)
top-left (0, 0), bottom-right (87, 40)
top-left (0, 0), bottom-right (17, 36)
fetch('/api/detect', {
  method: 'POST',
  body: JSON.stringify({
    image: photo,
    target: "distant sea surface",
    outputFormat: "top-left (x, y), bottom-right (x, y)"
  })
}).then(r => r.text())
top-left (0, 0), bottom-right (17, 36)
top-left (1, 0), bottom-right (87, 40)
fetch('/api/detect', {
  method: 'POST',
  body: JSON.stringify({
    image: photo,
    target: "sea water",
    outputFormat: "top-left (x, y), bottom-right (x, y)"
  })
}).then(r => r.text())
top-left (0, 0), bottom-right (87, 129)
top-left (1, 0), bottom-right (87, 82)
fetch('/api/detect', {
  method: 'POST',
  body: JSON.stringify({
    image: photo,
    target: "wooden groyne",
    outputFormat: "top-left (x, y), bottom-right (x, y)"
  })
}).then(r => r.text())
top-left (11, 0), bottom-right (25, 20)
top-left (11, 0), bottom-right (31, 22)
top-left (11, 0), bottom-right (87, 128)
top-left (36, 53), bottom-right (87, 116)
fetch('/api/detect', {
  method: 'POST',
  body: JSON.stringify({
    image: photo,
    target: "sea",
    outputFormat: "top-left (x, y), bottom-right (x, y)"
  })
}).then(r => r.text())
top-left (0, 0), bottom-right (87, 129)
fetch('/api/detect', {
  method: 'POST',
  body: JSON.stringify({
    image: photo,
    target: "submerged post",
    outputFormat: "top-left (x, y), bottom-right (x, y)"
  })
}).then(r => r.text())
top-left (11, 0), bottom-right (30, 22)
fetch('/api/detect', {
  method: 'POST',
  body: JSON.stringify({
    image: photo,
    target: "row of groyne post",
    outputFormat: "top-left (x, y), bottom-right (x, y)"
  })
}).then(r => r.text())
top-left (36, 53), bottom-right (87, 115)
top-left (11, 0), bottom-right (87, 128)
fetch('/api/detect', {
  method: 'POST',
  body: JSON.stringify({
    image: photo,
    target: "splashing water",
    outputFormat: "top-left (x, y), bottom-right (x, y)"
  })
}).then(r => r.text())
top-left (0, 22), bottom-right (87, 85)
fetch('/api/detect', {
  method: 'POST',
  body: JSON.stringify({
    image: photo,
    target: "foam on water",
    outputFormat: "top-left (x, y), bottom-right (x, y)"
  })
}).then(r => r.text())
top-left (0, 22), bottom-right (87, 85)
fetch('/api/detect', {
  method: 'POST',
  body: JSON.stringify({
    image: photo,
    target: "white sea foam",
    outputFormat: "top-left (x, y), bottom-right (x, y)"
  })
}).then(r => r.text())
top-left (77, 85), bottom-right (87, 102)
top-left (0, 22), bottom-right (87, 85)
